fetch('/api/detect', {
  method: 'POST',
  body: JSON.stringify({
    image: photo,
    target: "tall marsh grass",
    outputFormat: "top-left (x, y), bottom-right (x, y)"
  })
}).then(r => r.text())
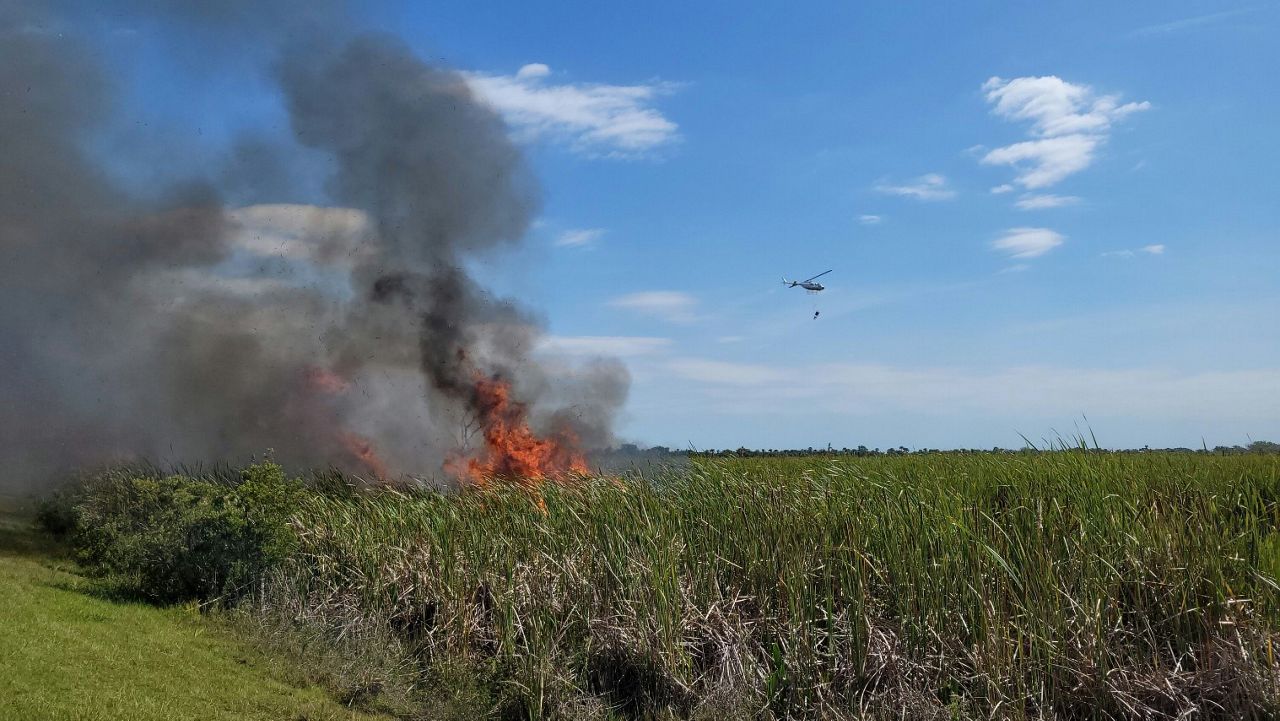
top-left (246, 452), bottom-right (1280, 719)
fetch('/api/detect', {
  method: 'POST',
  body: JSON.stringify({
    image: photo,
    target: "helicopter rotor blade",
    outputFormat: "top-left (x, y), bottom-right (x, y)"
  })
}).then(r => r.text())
top-left (801, 269), bottom-right (832, 283)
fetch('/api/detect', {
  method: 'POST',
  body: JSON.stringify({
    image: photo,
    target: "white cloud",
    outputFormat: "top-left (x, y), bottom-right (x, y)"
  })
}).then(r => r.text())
top-left (858, 214), bottom-right (883, 225)
top-left (874, 173), bottom-right (956, 201)
top-left (983, 76), bottom-right (1150, 137)
top-left (981, 134), bottom-right (1100, 189)
top-left (227, 204), bottom-right (373, 267)
top-left (538, 335), bottom-right (671, 357)
top-left (666, 358), bottom-right (787, 386)
top-left (464, 64), bottom-right (679, 156)
top-left (659, 358), bottom-right (1280, 423)
top-left (991, 227), bottom-right (1064, 259)
top-left (1103, 244), bottom-right (1165, 259)
top-left (608, 291), bottom-right (699, 323)
top-left (555, 228), bottom-right (605, 248)
top-left (980, 76), bottom-right (1148, 190)
top-left (153, 270), bottom-right (299, 299)
top-left (991, 184), bottom-right (1016, 194)
top-left (999, 263), bottom-right (1031, 274)
top-left (1130, 8), bottom-right (1256, 37)
top-left (1014, 193), bottom-right (1081, 210)
top-left (515, 63), bottom-right (551, 80)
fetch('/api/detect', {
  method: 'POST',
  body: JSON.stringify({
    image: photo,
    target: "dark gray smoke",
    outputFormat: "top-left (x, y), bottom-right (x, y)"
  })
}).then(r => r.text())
top-left (0, 3), bottom-right (629, 489)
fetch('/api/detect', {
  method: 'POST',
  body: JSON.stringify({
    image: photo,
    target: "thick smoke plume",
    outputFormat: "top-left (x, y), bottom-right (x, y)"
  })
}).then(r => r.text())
top-left (0, 2), bottom-right (629, 489)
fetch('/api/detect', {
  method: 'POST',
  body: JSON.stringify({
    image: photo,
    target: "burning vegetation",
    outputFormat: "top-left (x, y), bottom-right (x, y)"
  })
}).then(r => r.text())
top-left (303, 359), bottom-right (589, 485)
top-left (447, 375), bottom-right (590, 486)
top-left (0, 5), bottom-right (628, 490)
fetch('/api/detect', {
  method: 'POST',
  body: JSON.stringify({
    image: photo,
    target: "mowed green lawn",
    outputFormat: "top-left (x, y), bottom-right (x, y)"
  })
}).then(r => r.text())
top-left (0, 498), bottom-right (391, 721)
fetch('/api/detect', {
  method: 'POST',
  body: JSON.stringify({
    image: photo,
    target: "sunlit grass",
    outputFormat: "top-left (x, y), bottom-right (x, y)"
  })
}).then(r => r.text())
top-left (0, 498), bottom-right (391, 721)
top-left (262, 452), bottom-right (1280, 718)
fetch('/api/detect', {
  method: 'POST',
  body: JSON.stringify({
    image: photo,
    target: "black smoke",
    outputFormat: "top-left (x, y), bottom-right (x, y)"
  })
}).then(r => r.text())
top-left (0, 2), bottom-right (629, 489)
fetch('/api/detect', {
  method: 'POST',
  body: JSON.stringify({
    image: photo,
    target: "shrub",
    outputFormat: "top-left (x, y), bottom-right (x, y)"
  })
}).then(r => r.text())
top-left (43, 461), bottom-right (302, 604)
top-left (33, 489), bottom-right (79, 538)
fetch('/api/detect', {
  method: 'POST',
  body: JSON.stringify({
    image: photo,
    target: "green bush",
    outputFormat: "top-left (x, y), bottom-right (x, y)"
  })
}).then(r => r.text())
top-left (41, 461), bottom-right (302, 604)
top-left (33, 489), bottom-right (79, 538)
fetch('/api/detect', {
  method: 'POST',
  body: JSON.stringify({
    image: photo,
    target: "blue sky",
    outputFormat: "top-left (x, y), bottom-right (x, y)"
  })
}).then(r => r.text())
top-left (86, 1), bottom-right (1279, 450)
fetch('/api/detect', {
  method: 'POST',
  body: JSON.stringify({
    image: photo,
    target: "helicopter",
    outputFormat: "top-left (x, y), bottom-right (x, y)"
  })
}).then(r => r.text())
top-left (782, 270), bottom-right (832, 292)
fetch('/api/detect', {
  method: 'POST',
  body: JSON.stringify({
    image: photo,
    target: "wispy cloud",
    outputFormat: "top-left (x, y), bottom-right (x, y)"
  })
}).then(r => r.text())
top-left (538, 335), bottom-right (671, 357)
top-left (874, 173), bottom-right (956, 201)
top-left (980, 76), bottom-right (1149, 190)
top-left (858, 214), bottom-right (883, 225)
top-left (991, 184), bottom-right (1016, 194)
top-left (991, 227), bottom-right (1064, 259)
top-left (666, 358), bottom-right (787, 385)
top-left (464, 63), bottom-right (679, 156)
top-left (227, 204), bottom-right (372, 267)
top-left (1014, 193), bottom-right (1081, 210)
top-left (983, 76), bottom-right (1150, 137)
top-left (1102, 244), bottom-right (1165, 259)
top-left (154, 270), bottom-right (299, 298)
top-left (983, 134), bottom-right (1100, 189)
top-left (1131, 8), bottom-right (1257, 37)
top-left (608, 291), bottom-right (699, 323)
top-left (554, 228), bottom-right (605, 248)
top-left (658, 358), bottom-right (1280, 423)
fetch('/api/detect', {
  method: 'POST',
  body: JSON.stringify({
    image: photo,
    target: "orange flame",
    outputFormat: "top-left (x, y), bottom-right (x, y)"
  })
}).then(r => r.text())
top-left (301, 365), bottom-right (390, 479)
top-left (447, 375), bottom-right (588, 488)
top-left (304, 366), bottom-right (350, 395)
top-left (340, 431), bottom-right (389, 479)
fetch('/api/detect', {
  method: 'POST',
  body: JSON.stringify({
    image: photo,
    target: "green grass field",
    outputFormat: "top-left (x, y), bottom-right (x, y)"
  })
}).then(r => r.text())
top-left (265, 453), bottom-right (1280, 719)
top-left (25, 451), bottom-right (1280, 719)
top-left (0, 497), bottom-right (391, 721)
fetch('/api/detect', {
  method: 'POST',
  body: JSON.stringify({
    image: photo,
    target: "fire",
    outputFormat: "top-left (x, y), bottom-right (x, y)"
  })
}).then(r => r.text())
top-left (447, 375), bottom-right (589, 488)
top-left (304, 366), bottom-right (350, 394)
top-left (340, 431), bottom-right (389, 479)
top-left (302, 365), bottom-right (390, 479)
top-left (300, 365), bottom-right (587, 487)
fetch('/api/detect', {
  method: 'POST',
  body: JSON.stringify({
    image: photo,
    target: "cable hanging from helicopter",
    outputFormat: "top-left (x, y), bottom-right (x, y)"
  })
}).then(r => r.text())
top-left (782, 270), bottom-right (831, 319)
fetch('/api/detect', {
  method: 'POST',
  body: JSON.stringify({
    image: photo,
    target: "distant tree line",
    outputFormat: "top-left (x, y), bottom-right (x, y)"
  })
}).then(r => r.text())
top-left (607, 440), bottom-right (1280, 459)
